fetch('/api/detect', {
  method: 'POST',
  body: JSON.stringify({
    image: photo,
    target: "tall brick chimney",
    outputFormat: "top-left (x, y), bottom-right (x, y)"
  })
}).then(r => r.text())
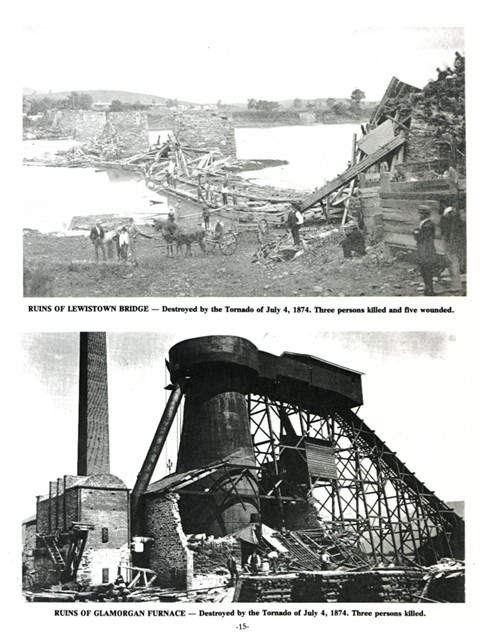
top-left (77, 332), bottom-right (110, 475)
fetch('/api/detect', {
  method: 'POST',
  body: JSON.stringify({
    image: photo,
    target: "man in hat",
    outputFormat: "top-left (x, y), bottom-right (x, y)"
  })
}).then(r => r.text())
top-left (440, 206), bottom-right (464, 292)
top-left (90, 220), bottom-right (106, 263)
top-left (163, 211), bottom-right (178, 257)
top-left (202, 205), bottom-right (211, 230)
top-left (286, 205), bottom-right (304, 246)
top-left (413, 205), bottom-right (437, 296)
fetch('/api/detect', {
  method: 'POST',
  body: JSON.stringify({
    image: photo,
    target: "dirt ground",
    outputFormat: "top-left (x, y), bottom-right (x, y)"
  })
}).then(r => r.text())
top-left (23, 225), bottom-right (466, 298)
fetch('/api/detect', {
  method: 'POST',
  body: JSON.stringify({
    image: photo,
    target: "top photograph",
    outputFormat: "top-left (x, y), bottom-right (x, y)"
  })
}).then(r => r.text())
top-left (22, 24), bottom-right (466, 298)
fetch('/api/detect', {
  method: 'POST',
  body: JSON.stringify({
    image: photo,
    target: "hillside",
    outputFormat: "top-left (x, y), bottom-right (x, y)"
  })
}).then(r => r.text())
top-left (23, 88), bottom-right (196, 106)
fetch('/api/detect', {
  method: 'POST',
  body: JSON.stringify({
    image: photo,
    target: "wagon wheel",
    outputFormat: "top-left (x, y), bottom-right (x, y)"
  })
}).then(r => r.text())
top-left (219, 231), bottom-right (237, 255)
top-left (257, 219), bottom-right (269, 244)
top-left (201, 233), bottom-right (216, 253)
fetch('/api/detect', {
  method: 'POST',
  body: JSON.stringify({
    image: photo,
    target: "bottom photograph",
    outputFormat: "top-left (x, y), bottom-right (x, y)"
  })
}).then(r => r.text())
top-left (21, 332), bottom-right (465, 603)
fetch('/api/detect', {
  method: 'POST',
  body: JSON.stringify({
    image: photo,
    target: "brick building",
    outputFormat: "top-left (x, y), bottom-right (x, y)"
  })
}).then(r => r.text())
top-left (34, 474), bottom-right (130, 586)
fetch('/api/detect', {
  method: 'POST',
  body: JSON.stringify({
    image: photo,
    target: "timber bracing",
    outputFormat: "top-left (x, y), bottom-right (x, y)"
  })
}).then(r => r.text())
top-left (247, 395), bottom-right (462, 566)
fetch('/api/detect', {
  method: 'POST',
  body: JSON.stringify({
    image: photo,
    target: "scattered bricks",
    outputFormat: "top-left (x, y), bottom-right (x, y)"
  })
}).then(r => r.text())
top-left (188, 536), bottom-right (240, 576)
top-left (237, 575), bottom-right (297, 603)
top-left (292, 569), bottom-right (426, 603)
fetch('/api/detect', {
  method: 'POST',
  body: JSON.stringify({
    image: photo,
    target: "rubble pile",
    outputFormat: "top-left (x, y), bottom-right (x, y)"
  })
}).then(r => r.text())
top-left (291, 569), bottom-right (425, 603)
top-left (420, 560), bottom-right (465, 603)
top-left (236, 575), bottom-right (297, 603)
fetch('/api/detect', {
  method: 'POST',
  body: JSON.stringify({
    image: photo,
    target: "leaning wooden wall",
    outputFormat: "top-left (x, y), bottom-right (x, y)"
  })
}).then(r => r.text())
top-left (378, 175), bottom-right (465, 254)
top-left (359, 173), bottom-right (382, 240)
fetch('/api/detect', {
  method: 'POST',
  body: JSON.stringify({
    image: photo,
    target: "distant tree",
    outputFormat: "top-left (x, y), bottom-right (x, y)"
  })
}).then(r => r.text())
top-left (255, 100), bottom-right (280, 112)
top-left (27, 96), bottom-right (60, 115)
top-left (247, 98), bottom-right (257, 110)
top-left (326, 97), bottom-right (336, 109)
top-left (67, 92), bottom-right (94, 110)
top-left (110, 99), bottom-right (125, 112)
top-left (165, 98), bottom-right (178, 108)
top-left (292, 98), bottom-right (302, 109)
top-left (332, 102), bottom-right (348, 117)
top-left (305, 101), bottom-right (315, 110)
top-left (350, 88), bottom-right (366, 114)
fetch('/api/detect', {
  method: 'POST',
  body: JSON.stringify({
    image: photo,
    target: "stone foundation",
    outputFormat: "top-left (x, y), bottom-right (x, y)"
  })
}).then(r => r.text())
top-left (173, 110), bottom-right (237, 157)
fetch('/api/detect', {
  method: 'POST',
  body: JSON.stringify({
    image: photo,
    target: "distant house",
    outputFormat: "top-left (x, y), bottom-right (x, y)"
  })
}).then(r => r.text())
top-left (91, 102), bottom-right (112, 112)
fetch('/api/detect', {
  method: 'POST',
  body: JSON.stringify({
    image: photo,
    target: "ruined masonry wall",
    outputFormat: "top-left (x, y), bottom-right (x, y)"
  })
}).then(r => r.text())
top-left (107, 112), bottom-right (149, 153)
top-left (76, 545), bottom-right (130, 586)
top-left (50, 110), bottom-right (149, 152)
top-left (406, 110), bottom-right (448, 164)
top-left (144, 493), bottom-right (193, 589)
top-left (173, 111), bottom-right (237, 158)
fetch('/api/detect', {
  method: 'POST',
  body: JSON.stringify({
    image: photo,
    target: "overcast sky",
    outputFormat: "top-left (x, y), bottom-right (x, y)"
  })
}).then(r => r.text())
top-left (19, 330), bottom-right (471, 519)
top-left (19, 2), bottom-right (465, 104)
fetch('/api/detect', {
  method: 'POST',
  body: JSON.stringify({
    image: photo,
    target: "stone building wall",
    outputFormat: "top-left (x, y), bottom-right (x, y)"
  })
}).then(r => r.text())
top-left (76, 545), bottom-right (130, 586)
top-left (144, 493), bottom-right (193, 589)
top-left (22, 519), bottom-right (37, 573)
top-left (406, 109), bottom-right (450, 166)
top-left (79, 486), bottom-right (130, 550)
top-left (173, 110), bottom-right (237, 158)
top-left (50, 110), bottom-right (105, 140)
top-left (106, 112), bottom-right (149, 154)
top-left (48, 110), bottom-right (149, 153)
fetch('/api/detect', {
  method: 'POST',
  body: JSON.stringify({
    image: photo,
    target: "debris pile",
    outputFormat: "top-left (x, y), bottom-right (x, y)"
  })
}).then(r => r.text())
top-left (291, 569), bottom-right (425, 603)
top-left (419, 559), bottom-right (465, 603)
top-left (235, 575), bottom-right (297, 603)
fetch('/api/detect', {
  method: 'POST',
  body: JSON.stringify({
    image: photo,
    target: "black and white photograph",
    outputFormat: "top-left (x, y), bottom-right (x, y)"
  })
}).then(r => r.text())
top-left (21, 15), bottom-right (466, 298)
top-left (20, 331), bottom-right (467, 604)
top-left (5, 1), bottom-right (479, 635)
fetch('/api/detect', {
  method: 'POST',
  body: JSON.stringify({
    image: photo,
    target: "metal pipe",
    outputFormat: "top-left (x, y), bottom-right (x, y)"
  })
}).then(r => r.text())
top-left (130, 383), bottom-right (184, 528)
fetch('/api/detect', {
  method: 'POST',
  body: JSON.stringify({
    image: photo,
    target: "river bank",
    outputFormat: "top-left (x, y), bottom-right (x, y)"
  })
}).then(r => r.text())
top-left (23, 224), bottom-right (464, 298)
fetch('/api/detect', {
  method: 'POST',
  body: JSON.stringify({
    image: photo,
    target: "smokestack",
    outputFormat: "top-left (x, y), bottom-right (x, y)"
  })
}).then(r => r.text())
top-left (77, 332), bottom-right (110, 476)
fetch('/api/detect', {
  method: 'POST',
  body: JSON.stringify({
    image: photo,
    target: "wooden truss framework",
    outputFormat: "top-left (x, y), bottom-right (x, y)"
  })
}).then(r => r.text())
top-left (247, 394), bottom-right (460, 566)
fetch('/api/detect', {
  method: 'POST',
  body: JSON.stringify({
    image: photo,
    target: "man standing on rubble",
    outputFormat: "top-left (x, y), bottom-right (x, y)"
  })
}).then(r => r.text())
top-left (90, 220), bottom-right (106, 263)
top-left (413, 204), bottom-right (437, 296)
top-left (287, 205), bottom-right (304, 246)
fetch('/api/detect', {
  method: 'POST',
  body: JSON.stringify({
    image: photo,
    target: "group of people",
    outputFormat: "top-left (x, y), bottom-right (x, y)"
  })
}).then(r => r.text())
top-left (197, 177), bottom-right (239, 207)
top-left (89, 219), bottom-right (153, 266)
top-left (414, 203), bottom-right (465, 296)
top-left (226, 549), bottom-right (281, 584)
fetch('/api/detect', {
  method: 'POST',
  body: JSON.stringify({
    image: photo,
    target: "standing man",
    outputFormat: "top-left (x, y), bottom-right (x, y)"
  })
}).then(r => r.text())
top-left (221, 181), bottom-right (229, 205)
top-left (440, 206), bottom-right (465, 292)
top-left (226, 552), bottom-right (239, 586)
top-left (90, 220), bottom-right (106, 263)
top-left (287, 206), bottom-right (304, 246)
top-left (163, 211), bottom-right (178, 257)
top-left (202, 205), bottom-right (211, 230)
top-left (413, 204), bottom-right (437, 296)
top-left (231, 183), bottom-right (238, 205)
top-left (127, 219), bottom-right (153, 266)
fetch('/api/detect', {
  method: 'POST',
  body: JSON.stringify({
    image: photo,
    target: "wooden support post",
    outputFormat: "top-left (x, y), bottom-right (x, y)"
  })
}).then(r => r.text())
top-left (325, 195), bottom-right (331, 222)
top-left (351, 133), bottom-right (357, 165)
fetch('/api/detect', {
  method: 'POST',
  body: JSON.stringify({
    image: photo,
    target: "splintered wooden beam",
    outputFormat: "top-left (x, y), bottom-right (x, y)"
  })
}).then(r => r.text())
top-left (299, 135), bottom-right (405, 213)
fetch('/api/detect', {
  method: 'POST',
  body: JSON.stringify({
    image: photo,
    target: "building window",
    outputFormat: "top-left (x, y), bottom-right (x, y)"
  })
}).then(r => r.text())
top-left (102, 568), bottom-right (109, 583)
top-left (102, 528), bottom-right (109, 543)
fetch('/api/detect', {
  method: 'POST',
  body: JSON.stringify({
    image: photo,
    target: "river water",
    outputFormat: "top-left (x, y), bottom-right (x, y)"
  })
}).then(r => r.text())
top-left (23, 123), bottom-right (362, 232)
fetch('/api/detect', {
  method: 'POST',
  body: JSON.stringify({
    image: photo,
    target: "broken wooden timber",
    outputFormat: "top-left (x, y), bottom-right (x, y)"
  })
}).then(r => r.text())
top-left (299, 134), bottom-right (405, 213)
